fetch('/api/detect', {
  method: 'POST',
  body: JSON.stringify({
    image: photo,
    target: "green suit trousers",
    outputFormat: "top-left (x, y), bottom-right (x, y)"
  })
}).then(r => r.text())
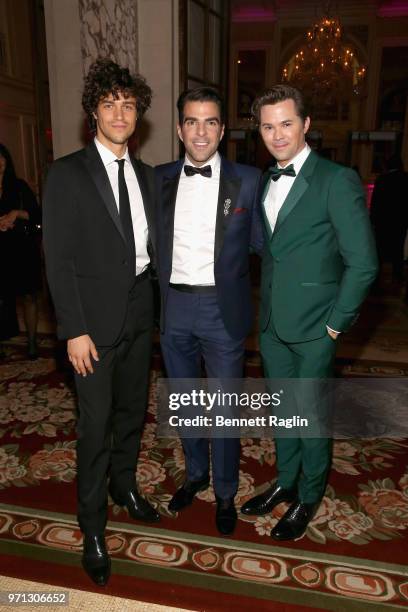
top-left (260, 318), bottom-right (337, 503)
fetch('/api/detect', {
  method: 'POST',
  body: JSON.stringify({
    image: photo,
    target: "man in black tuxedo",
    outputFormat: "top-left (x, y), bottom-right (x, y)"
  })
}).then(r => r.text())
top-left (43, 59), bottom-right (159, 586)
top-left (155, 87), bottom-right (263, 536)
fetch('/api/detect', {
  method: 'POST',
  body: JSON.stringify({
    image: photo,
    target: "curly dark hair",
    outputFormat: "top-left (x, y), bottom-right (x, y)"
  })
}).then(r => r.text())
top-left (82, 58), bottom-right (152, 131)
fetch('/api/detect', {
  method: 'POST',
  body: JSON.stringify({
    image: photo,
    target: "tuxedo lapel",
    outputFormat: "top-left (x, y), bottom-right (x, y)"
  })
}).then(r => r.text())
top-left (260, 172), bottom-right (273, 241)
top-left (130, 158), bottom-right (152, 226)
top-left (83, 142), bottom-right (126, 244)
top-left (273, 150), bottom-right (319, 236)
top-left (162, 160), bottom-right (183, 267)
top-left (273, 174), bottom-right (308, 235)
top-left (130, 157), bottom-right (155, 254)
top-left (214, 158), bottom-right (242, 262)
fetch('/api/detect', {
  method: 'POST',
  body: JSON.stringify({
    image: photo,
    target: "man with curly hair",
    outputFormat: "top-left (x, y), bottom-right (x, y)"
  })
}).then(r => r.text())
top-left (43, 58), bottom-right (159, 586)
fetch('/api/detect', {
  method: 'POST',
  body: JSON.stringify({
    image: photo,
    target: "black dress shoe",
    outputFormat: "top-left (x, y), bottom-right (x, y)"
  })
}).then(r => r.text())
top-left (109, 487), bottom-right (160, 523)
top-left (82, 534), bottom-right (111, 586)
top-left (168, 476), bottom-right (210, 512)
top-left (240, 482), bottom-right (297, 516)
top-left (270, 501), bottom-right (319, 541)
top-left (216, 497), bottom-right (237, 536)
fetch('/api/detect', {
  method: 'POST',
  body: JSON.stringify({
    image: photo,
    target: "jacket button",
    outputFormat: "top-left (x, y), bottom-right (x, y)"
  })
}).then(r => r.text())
top-left (122, 260), bottom-right (128, 266)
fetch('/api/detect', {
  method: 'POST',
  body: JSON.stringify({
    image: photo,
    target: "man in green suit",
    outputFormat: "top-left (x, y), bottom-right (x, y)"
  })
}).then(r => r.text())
top-left (241, 85), bottom-right (378, 540)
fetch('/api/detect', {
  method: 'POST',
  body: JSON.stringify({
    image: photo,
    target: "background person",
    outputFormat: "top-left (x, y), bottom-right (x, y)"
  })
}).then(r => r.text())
top-left (0, 143), bottom-right (42, 359)
top-left (371, 154), bottom-right (408, 286)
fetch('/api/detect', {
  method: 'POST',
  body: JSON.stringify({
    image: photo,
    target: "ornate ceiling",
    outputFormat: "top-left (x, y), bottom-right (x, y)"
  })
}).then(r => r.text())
top-left (231, 1), bottom-right (408, 22)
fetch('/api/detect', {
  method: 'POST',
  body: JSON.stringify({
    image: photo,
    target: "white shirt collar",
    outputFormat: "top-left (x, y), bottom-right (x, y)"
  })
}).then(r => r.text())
top-left (277, 143), bottom-right (311, 174)
top-left (94, 137), bottom-right (131, 166)
top-left (184, 151), bottom-right (221, 174)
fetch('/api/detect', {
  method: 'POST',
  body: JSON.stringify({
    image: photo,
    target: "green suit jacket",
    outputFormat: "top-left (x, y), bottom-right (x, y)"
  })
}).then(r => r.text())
top-left (260, 151), bottom-right (378, 343)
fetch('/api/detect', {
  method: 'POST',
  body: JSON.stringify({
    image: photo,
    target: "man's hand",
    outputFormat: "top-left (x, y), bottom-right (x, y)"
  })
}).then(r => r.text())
top-left (327, 328), bottom-right (339, 340)
top-left (67, 335), bottom-right (99, 376)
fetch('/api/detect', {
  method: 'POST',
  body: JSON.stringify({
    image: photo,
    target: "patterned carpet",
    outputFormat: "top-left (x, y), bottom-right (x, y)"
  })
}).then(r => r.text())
top-left (1, 290), bottom-right (408, 611)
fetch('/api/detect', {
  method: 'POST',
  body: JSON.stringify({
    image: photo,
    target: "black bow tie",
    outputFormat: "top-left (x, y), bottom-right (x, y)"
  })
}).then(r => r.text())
top-left (184, 164), bottom-right (212, 178)
top-left (269, 163), bottom-right (296, 181)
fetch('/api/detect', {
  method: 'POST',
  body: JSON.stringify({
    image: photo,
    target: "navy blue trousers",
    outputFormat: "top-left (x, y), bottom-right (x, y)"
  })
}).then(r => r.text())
top-left (161, 287), bottom-right (245, 499)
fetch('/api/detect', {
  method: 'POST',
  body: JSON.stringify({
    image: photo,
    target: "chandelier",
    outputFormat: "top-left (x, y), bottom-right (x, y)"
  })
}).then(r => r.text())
top-left (282, 10), bottom-right (366, 108)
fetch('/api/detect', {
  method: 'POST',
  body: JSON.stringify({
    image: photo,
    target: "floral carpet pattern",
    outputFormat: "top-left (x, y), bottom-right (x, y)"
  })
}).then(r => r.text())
top-left (0, 336), bottom-right (408, 609)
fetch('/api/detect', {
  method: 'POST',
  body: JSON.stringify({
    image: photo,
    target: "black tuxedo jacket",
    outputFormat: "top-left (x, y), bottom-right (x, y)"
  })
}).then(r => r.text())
top-left (155, 157), bottom-right (263, 340)
top-left (43, 141), bottom-right (155, 345)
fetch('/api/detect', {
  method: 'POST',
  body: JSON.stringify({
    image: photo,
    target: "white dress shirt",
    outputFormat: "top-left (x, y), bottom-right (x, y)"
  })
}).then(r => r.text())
top-left (94, 138), bottom-right (149, 275)
top-left (170, 152), bottom-right (221, 285)
top-left (264, 143), bottom-right (311, 233)
top-left (264, 143), bottom-right (339, 335)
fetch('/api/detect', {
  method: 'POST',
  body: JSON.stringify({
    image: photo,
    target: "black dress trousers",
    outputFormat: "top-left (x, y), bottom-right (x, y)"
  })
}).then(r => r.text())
top-left (75, 276), bottom-right (153, 535)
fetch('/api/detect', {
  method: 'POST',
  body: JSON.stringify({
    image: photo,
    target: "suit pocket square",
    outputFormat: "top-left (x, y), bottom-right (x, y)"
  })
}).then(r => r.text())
top-left (233, 207), bottom-right (247, 214)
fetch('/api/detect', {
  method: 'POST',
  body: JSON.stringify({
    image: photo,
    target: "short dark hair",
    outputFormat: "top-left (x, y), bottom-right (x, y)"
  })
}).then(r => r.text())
top-left (251, 84), bottom-right (308, 123)
top-left (177, 86), bottom-right (225, 124)
top-left (82, 58), bottom-right (152, 131)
